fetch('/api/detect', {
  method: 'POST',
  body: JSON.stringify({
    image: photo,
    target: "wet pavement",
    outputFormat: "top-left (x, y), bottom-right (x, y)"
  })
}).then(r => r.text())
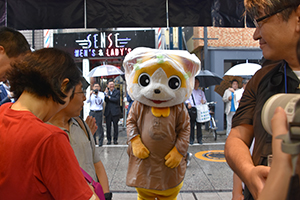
top-left (96, 124), bottom-right (233, 200)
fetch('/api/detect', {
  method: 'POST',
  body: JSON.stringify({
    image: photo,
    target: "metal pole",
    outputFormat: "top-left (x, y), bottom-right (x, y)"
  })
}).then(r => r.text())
top-left (182, 32), bottom-right (188, 50)
top-left (32, 30), bottom-right (35, 49)
top-left (204, 27), bottom-right (208, 70)
top-left (178, 27), bottom-right (182, 50)
top-left (84, 0), bottom-right (87, 29)
top-left (166, 0), bottom-right (169, 29)
top-left (169, 27), bottom-right (173, 50)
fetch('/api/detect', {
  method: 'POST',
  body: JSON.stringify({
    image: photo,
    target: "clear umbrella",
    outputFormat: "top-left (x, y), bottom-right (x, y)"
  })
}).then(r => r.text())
top-left (224, 63), bottom-right (261, 77)
top-left (87, 64), bottom-right (124, 77)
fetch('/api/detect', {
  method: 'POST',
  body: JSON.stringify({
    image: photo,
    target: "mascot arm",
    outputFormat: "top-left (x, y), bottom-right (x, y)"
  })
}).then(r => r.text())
top-left (164, 146), bottom-right (183, 168)
top-left (131, 135), bottom-right (150, 159)
top-left (126, 101), bottom-right (149, 159)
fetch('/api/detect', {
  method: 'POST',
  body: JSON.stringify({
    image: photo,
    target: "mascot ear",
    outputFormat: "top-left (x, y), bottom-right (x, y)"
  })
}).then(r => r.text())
top-left (123, 48), bottom-right (151, 83)
top-left (168, 54), bottom-right (200, 78)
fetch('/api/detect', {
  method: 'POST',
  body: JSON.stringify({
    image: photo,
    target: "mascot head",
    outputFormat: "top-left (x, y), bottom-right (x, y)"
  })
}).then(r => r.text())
top-left (123, 47), bottom-right (200, 108)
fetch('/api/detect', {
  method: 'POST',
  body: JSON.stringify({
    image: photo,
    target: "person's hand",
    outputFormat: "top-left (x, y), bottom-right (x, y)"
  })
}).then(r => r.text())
top-left (187, 103), bottom-right (192, 109)
top-left (231, 193), bottom-right (244, 200)
top-left (229, 87), bottom-right (235, 92)
top-left (90, 90), bottom-right (93, 96)
top-left (88, 185), bottom-right (100, 200)
top-left (85, 116), bottom-right (98, 136)
top-left (8, 92), bottom-right (13, 98)
top-left (257, 107), bottom-right (293, 200)
top-left (201, 99), bottom-right (206, 104)
top-left (105, 87), bottom-right (109, 94)
top-left (228, 96), bottom-right (232, 101)
top-left (245, 165), bottom-right (270, 199)
top-left (271, 107), bottom-right (291, 165)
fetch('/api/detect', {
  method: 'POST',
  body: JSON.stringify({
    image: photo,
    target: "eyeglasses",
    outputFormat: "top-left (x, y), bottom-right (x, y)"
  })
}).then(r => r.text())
top-left (253, 6), bottom-right (294, 28)
top-left (74, 91), bottom-right (86, 95)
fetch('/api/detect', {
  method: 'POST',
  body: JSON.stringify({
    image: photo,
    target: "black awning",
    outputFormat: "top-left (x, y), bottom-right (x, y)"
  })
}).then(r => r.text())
top-left (2, 0), bottom-right (254, 30)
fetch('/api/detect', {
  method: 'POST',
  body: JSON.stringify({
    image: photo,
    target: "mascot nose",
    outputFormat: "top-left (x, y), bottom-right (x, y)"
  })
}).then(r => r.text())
top-left (154, 89), bottom-right (161, 94)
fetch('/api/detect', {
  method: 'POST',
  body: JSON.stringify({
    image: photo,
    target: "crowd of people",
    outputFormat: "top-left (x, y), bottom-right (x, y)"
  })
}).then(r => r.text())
top-left (1, 0), bottom-right (300, 198)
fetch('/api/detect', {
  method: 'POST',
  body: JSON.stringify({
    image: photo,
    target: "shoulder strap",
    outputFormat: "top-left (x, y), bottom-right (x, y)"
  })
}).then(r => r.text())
top-left (73, 116), bottom-right (90, 141)
top-left (80, 167), bottom-right (93, 184)
top-left (191, 93), bottom-right (196, 106)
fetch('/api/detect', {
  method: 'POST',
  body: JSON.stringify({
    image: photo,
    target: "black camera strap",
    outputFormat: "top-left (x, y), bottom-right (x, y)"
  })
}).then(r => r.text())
top-left (191, 94), bottom-right (196, 106)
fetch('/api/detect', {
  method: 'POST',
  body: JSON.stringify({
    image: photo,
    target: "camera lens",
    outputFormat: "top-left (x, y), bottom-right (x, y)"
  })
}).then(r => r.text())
top-left (262, 94), bottom-right (300, 135)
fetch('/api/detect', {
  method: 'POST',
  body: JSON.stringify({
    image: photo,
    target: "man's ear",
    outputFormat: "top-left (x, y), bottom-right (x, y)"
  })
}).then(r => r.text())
top-left (0, 46), bottom-right (5, 55)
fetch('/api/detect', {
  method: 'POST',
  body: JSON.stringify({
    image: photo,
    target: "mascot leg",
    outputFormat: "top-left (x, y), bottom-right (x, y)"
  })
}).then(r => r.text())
top-left (136, 182), bottom-right (183, 200)
top-left (136, 188), bottom-right (155, 200)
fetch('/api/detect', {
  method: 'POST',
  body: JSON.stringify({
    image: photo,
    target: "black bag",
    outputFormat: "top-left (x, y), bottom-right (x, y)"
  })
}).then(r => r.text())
top-left (188, 107), bottom-right (197, 121)
top-left (187, 94), bottom-right (197, 120)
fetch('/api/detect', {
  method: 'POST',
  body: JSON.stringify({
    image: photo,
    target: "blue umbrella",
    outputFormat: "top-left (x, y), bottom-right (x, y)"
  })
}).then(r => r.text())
top-left (195, 70), bottom-right (223, 88)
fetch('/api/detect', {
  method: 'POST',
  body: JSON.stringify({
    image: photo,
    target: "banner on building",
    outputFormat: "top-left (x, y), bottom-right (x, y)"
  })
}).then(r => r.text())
top-left (54, 30), bottom-right (155, 59)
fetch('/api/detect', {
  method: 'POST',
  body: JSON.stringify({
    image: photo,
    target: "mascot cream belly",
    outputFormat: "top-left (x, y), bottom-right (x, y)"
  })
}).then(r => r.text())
top-left (124, 47), bottom-right (200, 200)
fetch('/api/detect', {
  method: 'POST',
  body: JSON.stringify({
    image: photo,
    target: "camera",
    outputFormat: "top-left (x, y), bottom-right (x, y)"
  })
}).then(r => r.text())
top-left (261, 94), bottom-right (300, 137)
top-left (93, 89), bottom-right (98, 94)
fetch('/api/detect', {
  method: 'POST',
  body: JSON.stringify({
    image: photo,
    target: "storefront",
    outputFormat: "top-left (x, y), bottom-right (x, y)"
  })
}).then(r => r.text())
top-left (54, 29), bottom-right (156, 120)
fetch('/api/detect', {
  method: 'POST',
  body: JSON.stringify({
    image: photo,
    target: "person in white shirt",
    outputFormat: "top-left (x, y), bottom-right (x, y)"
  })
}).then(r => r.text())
top-left (236, 78), bottom-right (249, 106)
top-left (185, 78), bottom-right (207, 144)
top-left (222, 79), bottom-right (239, 137)
top-left (87, 82), bottom-right (105, 146)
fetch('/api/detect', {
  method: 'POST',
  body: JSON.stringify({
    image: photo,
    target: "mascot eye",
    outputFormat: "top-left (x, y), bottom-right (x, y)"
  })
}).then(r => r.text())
top-left (168, 76), bottom-right (181, 90)
top-left (138, 73), bottom-right (151, 87)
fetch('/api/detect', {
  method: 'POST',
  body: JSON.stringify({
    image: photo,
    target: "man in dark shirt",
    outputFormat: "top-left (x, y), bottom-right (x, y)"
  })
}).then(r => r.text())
top-left (104, 79), bottom-right (121, 145)
top-left (224, 1), bottom-right (300, 200)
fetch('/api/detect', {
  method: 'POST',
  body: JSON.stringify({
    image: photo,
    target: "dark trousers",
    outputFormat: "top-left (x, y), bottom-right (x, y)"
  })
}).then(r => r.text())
top-left (89, 110), bottom-right (104, 146)
top-left (106, 114), bottom-right (119, 142)
top-left (190, 119), bottom-right (203, 144)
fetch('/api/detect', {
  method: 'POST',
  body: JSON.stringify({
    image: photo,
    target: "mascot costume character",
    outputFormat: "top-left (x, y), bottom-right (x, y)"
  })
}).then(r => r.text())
top-left (123, 47), bottom-right (201, 200)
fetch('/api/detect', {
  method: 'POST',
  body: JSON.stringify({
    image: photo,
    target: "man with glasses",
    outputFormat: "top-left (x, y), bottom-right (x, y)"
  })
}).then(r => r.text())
top-left (224, 1), bottom-right (300, 200)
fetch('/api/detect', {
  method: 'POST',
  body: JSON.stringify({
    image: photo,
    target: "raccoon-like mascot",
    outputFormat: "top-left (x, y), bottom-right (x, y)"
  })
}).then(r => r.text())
top-left (123, 47), bottom-right (200, 200)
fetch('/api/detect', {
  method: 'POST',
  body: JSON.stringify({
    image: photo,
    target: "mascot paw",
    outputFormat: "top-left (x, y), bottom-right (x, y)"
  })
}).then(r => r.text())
top-left (164, 146), bottom-right (183, 168)
top-left (131, 135), bottom-right (150, 159)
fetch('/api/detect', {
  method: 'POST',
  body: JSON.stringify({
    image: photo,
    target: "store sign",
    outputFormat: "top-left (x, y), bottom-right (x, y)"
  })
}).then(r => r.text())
top-left (54, 30), bottom-right (155, 58)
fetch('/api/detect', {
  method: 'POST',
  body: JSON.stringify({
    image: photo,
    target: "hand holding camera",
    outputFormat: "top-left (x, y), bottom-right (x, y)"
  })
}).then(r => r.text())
top-left (105, 87), bottom-right (109, 94)
top-left (262, 94), bottom-right (300, 184)
top-left (90, 89), bottom-right (98, 96)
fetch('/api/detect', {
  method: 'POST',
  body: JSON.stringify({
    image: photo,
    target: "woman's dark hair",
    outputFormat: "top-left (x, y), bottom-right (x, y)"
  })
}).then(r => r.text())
top-left (7, 48), bottom-right (81, 104)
